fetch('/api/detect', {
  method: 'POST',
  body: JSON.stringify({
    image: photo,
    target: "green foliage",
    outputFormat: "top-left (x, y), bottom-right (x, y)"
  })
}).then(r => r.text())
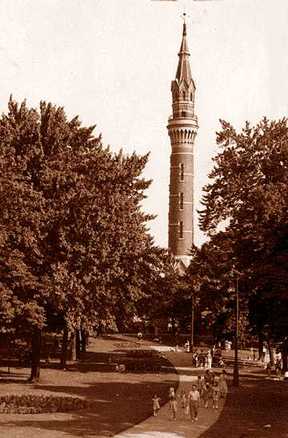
top-left (185, 236), bottom-right (238, 339)
top-left (0, 97), bottom-right (160, 336)
top-left (194, 118), bottom-right (288, 342)
top-left (132, 251), bottom-right (180, 319)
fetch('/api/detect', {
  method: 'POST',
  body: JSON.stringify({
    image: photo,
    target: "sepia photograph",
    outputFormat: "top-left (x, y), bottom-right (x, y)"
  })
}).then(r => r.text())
top-left (0, 0), bottom-right (287, 437)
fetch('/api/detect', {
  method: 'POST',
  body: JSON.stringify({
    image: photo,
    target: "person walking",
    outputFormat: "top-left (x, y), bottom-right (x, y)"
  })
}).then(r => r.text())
top-left (188, 384), bottom-right (200, 422)
top-left (207, 349), bottom-right (212, 369)
top-left (212, 381), bottom-right (220, 409)
top-left (199, 350), bottom-right (205, 368)
top-left (218, 370), bottom-right (228, 398)
top-left (185, 340), bottom-right (190, 353)
top-left (180, 390), bottom-right (188, 417)
top-left (192, 351), bottom-right (198, 368)
top-left (266, 361), bottom-right (272, 377)
top-left (168, 387), bottom-right (177, 420)
top-left (197, 375), bottom-right (205, 406)
top-left (204, 369), bottom-right (215, 386)
top-left (276, 359), bottom-right (282, 379)
top-left (152, 394), bottom-right (161, 417)
top-left (202, 382), bottom-right (211, 408)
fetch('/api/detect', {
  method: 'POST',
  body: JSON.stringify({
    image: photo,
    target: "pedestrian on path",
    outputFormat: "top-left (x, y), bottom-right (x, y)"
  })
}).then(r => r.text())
top-left (218, 370), bottom-right (228, 398)
top-left (199, 350), bottom-right (205, 368)
top-left (266, 361), bottom-right (272, 377)
top-left (188, 384), bottom-right (200, 422)
top-left (207, 350), bottom-right (212, 369)
top-left (168, 387), bottom-right (177, 420)
top-left (180, 390), bottom-right (189, 417)
top-left (197, 376), bottom-right (205, 405)
top-left (212, 381), bottom-right (220, 409)
top-left (202, 382), bottom-right (212, 408)
top-left (204, 369), bottom-right (215, 386)
top-left (276, 360), bottom-right (282, 379)
top-left (192, 351), bottom-right (198, 367)
top-left (152, 394), bottom-right (161, 417)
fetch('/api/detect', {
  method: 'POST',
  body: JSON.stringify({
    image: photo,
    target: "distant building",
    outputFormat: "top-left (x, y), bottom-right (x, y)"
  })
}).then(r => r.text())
top-left (167, 20), bottom-right (198, 269)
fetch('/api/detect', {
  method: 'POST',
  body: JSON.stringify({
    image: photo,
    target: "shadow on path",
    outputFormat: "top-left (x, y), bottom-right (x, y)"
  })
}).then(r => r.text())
top-left (199, 378), bottom-right (288, 438)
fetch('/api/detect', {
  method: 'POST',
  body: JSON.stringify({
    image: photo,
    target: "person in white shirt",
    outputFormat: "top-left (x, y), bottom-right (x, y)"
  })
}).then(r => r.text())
top-left (188, 384), bottom-right (200, 422)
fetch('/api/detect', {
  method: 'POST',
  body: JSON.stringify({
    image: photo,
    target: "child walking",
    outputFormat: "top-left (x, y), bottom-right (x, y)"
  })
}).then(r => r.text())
top-left (218, 370), bottom-right (228, 398)
top-left (197, 376), bottom-right (205, 406)
top-left (188, 384), bottom-right (200, 422)
top-left (152, 394), bottom-right (161, 417)
top-left (202, 382), bottom-right (212, 408)
top-left (212, 381), bottom-right (220, 409)
top-left (168, 387), bottom-right (177, 420)
top-left (180, 390), bottom-right (188, 417)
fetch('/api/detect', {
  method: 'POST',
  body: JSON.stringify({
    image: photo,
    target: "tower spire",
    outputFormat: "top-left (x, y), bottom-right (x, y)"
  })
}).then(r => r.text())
top-left (167, 19), bottom-right (198, 268)
top-left (176, 18), bottom-right (192, 84)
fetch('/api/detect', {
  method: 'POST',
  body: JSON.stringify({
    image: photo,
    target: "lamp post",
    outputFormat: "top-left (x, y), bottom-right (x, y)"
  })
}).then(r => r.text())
top-left (233, 273), bottom-right (240, 387)
top-left (191, 295), bottom-right (195, 351)
top-left (191, 284), bottom-right (200, 352)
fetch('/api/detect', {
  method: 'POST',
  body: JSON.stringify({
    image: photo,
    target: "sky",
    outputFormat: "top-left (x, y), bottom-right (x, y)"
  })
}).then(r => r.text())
top-left (0, 0), bottom-right (287, 248)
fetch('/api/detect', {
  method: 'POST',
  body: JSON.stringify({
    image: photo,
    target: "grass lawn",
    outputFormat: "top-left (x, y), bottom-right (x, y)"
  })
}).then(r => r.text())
top-left (0, 335), bottom-right (179, 437)
top-left (0, 335), bottom-right (287, 438)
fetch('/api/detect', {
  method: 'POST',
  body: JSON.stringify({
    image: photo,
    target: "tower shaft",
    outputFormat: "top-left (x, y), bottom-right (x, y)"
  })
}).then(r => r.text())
top-left (167, 22), bottom-right (198, 266)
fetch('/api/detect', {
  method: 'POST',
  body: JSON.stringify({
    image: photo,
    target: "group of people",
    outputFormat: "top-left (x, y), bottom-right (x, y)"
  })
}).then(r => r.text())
top-left (152, 370), bottom-right (228, 422)
top-left (190, 348), bottom-right (224, 369)
top-left (265, 350), bottom-right (283, 378)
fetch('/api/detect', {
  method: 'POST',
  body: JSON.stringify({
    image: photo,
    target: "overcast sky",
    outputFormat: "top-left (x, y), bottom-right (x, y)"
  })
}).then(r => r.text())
top-left (0, 0), bottom-right (287, 247)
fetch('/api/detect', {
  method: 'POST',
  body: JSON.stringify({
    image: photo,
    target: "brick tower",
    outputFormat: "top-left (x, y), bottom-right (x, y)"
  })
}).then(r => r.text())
top-left (167, 21), bottom-right (198, 267)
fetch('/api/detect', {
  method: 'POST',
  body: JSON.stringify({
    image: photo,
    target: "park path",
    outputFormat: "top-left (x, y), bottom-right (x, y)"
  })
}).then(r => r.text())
top-left (113, 338), bottom-right (288, 438)
top-left (1, 336), bottom-right (287, 438)
top-left (115, 369), bottom-right (288, 438)
top-left (113, 340), bottom-right (226, 438)
top-left (115, 370), bottom-right (225, 438)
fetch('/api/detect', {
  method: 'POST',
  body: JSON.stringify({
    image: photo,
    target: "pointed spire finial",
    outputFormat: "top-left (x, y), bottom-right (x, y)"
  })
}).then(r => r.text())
top-left (181, 12), bottom-right (187, 35)
top-left (176, 15), bottom-right (192, 83)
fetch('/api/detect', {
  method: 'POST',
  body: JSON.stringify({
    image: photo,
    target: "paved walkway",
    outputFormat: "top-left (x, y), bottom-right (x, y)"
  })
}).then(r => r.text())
top-left (115, 373), bottom-right (288, 438)
top-left (115, 373), bottom-right (225, 438)
top-left (1, 336), bottom-right (287, 438)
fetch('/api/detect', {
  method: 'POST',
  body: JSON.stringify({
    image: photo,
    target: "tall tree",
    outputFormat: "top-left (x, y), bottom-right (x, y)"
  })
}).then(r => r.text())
top-left (0, 98), bottom-right (158, 380)
top-left (198, 118), bottom-right (288, 361)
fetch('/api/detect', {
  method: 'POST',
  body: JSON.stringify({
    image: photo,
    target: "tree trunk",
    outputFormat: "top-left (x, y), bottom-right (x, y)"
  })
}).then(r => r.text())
top-left (29, 329), bottom-right (42, 382)
top-left (258, 333), bottom-right (264, 361)
top-left (60, 325), bottom-right (68, 369)
top-left (70, 330), bottom-right (77, 362)
top-left (81, 329), bottom-right (88, 353)
top-left (282, 339), bottom-right (288, 373)
top-left (76, 329), bottom-right (81, 359)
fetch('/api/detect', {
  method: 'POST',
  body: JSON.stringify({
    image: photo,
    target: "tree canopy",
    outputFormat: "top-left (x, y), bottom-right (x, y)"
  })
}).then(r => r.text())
top-left (0, 98), bottom-right (164, 346)
top-left (193, 118), bottom-right (288, 348)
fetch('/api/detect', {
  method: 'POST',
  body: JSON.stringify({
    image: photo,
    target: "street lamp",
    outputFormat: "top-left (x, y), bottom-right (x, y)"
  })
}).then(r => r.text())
top-left (191, 283), bottom-right (200, 352)
top-left (191, 294), bottom-right (195, 351)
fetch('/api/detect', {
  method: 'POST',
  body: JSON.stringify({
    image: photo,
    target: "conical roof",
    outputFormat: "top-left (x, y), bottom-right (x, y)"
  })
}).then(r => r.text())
top-left (175, 22), bottom-right (192, 84)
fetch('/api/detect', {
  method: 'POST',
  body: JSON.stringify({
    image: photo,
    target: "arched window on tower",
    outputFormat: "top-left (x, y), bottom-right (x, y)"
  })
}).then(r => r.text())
top-left (182, 91), bottom-right (186, 100)
top-left (190, 92), bottom-right (193, 101)
top-left (180, 163), bottom-right (184, 181)
top-left (179, 192), bottom-right (184, 210)
top-left (179, 221), bottom-right (183, 239)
